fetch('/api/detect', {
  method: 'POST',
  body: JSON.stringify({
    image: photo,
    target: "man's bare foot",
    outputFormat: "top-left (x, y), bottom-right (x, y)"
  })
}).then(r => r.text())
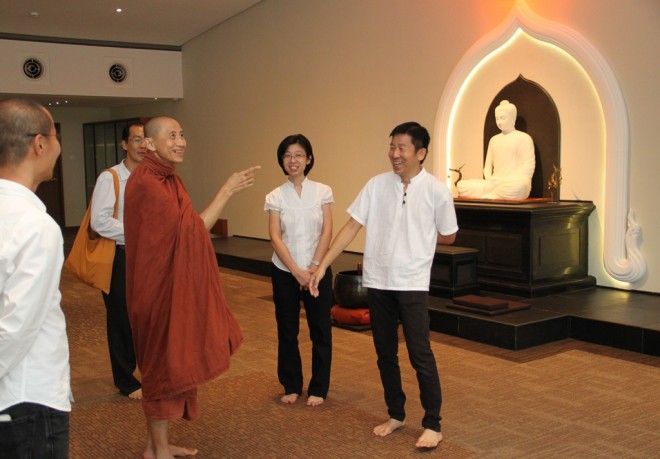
top-left (373, 418), bottom-right (404, 437)
top-left (281, 393), bottom-right (299, 404)
top-left (306, 395), bottom-right (324, 406)
top-left (415, 429), bottom-right (443, 449)
top-left (143, 445), bottom-right (198, 459)
top-left (128, 388), bottom-right (143, 400)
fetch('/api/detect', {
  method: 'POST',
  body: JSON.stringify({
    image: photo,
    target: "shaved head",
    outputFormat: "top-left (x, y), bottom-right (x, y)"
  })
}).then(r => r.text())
top-left (0, 98), bottom-right (52, 167)
top-left (144, 117), bottom-right (186, 167)
top-left (144, 116), bottom-right (176, 139)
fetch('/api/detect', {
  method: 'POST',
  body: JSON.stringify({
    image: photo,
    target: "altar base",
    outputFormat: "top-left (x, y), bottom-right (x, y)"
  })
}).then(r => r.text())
top-left (453, 200), bottom-right (596, 298)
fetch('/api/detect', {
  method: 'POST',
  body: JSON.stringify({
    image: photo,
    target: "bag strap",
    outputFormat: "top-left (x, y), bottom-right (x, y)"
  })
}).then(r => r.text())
top-left (107, 168), bottom-right (120, 219)
top-left (85, 168), bottom-right (121, 241)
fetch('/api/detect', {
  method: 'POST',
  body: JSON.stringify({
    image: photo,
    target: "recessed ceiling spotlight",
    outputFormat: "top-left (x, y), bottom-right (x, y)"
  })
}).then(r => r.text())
top-left (29, 11), bottom-right (39, 18)
top-left (116, 8), bottom-right (122, 13)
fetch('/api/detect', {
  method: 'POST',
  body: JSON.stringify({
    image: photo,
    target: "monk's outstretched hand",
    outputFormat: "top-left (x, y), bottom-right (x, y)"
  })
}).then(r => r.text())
top-left (204, 166), bottom-right (261, 229)
top-left (225, 165), bottom-right (261, 195)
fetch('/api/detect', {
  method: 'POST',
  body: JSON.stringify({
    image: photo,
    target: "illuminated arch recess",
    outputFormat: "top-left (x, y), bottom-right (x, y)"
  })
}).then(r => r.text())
top-left (433, 1), bottom-right (646, 284)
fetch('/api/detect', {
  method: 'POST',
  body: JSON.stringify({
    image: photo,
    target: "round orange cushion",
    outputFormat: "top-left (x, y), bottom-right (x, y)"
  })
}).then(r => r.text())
top-left (331, 305), bottom-right (370, 325)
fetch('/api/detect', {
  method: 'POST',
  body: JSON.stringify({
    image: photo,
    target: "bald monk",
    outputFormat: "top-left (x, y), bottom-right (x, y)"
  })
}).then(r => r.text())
top-left (124, 116), bottom-right (260, 459)
top-left (457, 100), bottom-right (535, 200)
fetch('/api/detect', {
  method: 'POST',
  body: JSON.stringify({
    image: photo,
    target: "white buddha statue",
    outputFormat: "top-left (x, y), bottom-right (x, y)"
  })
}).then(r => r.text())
top-left (457, 100), bottom-right (535, 200)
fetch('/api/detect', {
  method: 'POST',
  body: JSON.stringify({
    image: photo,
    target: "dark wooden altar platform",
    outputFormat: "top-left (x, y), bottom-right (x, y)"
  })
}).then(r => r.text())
top-left (453, 200), bottom-right (597, 297)
top-left (212, 236), bottom-right (660, 355)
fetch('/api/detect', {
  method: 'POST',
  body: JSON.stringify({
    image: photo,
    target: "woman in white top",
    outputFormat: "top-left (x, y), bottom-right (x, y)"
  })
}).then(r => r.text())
top-left (265, 134), bottom-right (334, 406)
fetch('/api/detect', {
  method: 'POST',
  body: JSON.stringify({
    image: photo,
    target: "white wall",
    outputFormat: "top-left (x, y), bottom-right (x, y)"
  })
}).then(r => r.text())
top-left (49, 106), bottom-right (112, 224)
top-left (171, 0), bottom-right (658, 291)
top-left (17, 0), bottom-right (659, 292)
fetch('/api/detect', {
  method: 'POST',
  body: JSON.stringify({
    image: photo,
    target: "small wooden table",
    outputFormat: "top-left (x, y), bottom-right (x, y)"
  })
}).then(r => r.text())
top-left (429, 245), bottom-right (479, 298)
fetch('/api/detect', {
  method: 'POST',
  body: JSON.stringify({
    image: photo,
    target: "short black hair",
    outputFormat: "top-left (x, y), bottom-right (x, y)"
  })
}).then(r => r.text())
top-left (389, 121), bottom-right (430, 163)
top-left (122, 121), bottom-right (145, 142)
top-left (276, 134), bottom-right (315, 176)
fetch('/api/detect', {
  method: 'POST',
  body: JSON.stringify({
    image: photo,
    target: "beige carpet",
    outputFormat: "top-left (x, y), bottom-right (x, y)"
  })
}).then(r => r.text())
top-left (61, 266), bottom-right (660, 458)
top-left (71, 371), bottom-right (474, 458)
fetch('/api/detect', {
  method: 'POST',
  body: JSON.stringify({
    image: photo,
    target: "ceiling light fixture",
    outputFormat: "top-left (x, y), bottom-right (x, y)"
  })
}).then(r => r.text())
top-left (116, 8), bottom-right (122, 13)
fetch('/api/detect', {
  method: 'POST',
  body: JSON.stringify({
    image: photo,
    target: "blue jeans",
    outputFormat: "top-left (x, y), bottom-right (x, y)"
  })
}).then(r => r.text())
top-left (368, 288), bottom-right (442, 432)
top-left (0, 403), bottom-right (69, 459)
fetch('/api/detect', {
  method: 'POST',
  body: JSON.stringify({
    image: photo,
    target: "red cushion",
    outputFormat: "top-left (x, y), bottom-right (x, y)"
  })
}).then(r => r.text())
top-left (331, 305), bottom-right (370, 325)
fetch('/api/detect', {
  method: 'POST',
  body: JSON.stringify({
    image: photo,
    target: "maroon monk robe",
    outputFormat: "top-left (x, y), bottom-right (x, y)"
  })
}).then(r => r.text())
top-left (124, 152), bottom-right (243, 402)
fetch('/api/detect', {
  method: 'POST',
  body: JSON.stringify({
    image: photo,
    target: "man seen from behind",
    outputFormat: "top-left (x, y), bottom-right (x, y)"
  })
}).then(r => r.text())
top-left (0, 98), bottom-right (72, 458)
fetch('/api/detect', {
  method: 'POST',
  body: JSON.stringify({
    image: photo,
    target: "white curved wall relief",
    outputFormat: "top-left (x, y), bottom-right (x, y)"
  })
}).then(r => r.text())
top-left (433, 0), bottom-right (646, 285)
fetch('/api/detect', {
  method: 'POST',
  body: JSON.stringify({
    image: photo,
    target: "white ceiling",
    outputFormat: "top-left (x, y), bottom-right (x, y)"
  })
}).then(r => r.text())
top-left (0, 0), bottom-right (261, 47)
top-left (0, 0), bottom-right (262, 107)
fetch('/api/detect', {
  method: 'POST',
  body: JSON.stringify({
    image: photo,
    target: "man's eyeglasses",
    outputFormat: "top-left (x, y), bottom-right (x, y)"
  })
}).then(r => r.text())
top-left (27, 133), bottom-right (62, 142)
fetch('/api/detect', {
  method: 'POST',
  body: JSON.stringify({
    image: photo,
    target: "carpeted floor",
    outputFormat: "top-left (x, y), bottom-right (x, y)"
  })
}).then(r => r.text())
top-left (61, 266), bottom-right (660, 458)
top-left (71, 371), bottom-right (473, 459)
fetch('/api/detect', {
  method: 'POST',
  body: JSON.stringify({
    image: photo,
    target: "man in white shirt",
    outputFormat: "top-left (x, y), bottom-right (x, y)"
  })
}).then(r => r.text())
top-left (310, 122), bottom-right (457, 450)
top-left (90, 122), bottom-right (145, 399)
top-left (0, 98), bottom-right (72, 458)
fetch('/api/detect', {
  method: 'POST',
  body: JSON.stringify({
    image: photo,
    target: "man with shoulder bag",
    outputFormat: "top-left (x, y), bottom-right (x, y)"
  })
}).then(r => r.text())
top-left (88, 122), bottom-right (146, 400)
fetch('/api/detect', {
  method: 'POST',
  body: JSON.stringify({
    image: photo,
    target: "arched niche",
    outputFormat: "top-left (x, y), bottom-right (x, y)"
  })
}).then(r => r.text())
top-left (433, 1), bottom-right (646, 285)
top-left (483, 75), bottom-right (560, 199)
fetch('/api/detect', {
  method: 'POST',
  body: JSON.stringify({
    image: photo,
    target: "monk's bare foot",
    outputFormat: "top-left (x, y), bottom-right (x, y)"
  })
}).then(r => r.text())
top-left (143, 445), bottom-right (197, 459)
top-left (416, 429), bottom-right (443, 449)
top-left (306, 395), bottom-right (324, 406)
top-left (281, 393), bottom-right (299, 404)
top-left (128, 388), bottom-right (143, 400)
top-left (373, 418), bottom-right (404, 437)
top-left (170, 445), bottom-right (198, 457)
